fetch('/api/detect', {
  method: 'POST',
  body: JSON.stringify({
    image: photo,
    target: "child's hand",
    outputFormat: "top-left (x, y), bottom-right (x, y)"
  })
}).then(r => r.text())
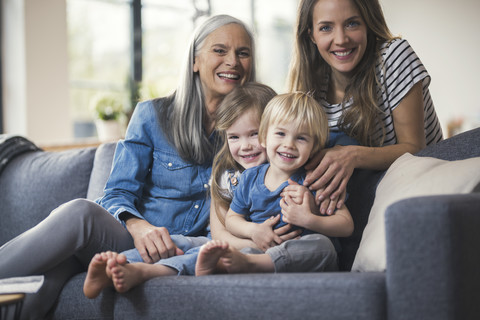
top-left (280, 193), bottom-right (315, 229)
top-left (280, 179), bottom-right (310, 205)
top-left (250, 215), bottom-right (283, 252)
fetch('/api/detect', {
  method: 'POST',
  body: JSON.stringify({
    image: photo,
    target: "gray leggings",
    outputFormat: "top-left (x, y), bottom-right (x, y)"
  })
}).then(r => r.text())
top-left (0, 199), bottom-right (134, 320)
top-left (241, 233), bottom-right (339, 272)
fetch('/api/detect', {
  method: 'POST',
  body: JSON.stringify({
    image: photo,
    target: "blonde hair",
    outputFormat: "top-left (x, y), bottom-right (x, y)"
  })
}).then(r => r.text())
top-left (211, 82), bottom-right (277, 222)
top-left (258, 92), bottom-right (328, 156)
top-left (287, 0), bottom-right (396, 146)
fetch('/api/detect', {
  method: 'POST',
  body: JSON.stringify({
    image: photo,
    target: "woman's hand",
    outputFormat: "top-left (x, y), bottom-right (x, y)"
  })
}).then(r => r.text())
top-left (303, 145), bottom-right (357, 214)
top-left (125, 216), bottom-right (183, 263)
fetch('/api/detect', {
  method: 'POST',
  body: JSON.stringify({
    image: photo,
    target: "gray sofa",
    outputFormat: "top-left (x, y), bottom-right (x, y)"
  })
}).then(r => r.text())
top-left (1, 128), bottom-right (479, 320)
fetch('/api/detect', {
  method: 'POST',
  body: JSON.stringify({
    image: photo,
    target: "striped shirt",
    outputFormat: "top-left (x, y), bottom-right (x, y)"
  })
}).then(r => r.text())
top-left (319, 39), bottom-right (443, 146)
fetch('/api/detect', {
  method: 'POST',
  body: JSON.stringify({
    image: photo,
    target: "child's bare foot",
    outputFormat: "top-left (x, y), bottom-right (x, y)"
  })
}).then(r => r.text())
top-left (83, 251), bottom-right (117, 299)
top-left (195, 240), bottom-right (229, 276)
top-left (108, 254), bottom-right (177, 293)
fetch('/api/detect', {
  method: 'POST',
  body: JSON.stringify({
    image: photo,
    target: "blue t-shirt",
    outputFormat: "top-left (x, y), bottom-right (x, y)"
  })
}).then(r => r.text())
top-left (230, 163), bottom-right (312, 234)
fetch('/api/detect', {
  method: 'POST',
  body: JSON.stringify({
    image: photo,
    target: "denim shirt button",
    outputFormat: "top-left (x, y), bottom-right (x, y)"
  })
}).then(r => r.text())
top-left (168, 162), bottom-right (173, 167)
top-left (194, 205), bottom-right (199, 209)
top-left (203, 184), bottom-right (208, 189)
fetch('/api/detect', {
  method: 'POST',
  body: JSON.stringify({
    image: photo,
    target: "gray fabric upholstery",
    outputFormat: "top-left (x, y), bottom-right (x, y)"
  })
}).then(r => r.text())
top-left (417, 127), bottom-right (480, 160)
top-left (113, 273), bottom-right (386, 320)
top-left (52, 273), bottom-right (115, 319)
top-left (0, 147), bottom-right (96, 245)
top-left (386, 194), bottom-right (480, 320)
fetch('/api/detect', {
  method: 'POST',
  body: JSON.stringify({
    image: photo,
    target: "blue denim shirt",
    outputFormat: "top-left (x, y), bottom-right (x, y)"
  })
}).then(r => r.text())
top-left (96, 98), bottom-right (212, 236)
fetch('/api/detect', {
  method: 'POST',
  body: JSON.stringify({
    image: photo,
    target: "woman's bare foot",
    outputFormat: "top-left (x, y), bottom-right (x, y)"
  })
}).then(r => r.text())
top-left (83, 251), bottom-right (118, 299)
top-left (195, 240), bottom-right (229, 276)
top-left (109, 254), bottom-right (176, 293)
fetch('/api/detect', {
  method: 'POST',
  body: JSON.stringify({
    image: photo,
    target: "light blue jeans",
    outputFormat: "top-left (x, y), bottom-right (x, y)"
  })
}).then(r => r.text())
top-left (122, 235), bottom-right (211, 275)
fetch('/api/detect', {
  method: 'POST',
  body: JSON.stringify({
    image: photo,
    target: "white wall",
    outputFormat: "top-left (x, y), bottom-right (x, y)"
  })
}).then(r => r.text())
top-left (2, 0), bottom-right (71, 145)
top-left (2, 0), bottom-right (479, 144)
top-left (381, 0), bottom-right (480, 134)
top-left (3, 0), bottom-right (27, 136)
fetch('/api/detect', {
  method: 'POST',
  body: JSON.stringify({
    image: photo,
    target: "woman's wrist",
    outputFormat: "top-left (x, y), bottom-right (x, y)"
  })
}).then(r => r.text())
top-left (344, 144), bottom-right (360, 169)
top-left (123, 213), bottom-right (146, 233)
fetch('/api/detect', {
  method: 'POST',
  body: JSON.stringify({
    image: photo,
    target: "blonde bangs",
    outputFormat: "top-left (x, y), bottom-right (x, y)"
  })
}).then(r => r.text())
top-left (259, 92), bottom-right (328, 153)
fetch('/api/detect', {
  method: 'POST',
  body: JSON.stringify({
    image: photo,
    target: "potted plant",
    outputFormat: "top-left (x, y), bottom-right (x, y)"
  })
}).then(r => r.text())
top-left (90, 94), bottom-right (126, 142)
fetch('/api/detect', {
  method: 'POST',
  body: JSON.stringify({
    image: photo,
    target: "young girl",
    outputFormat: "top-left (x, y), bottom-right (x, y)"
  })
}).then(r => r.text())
top-left (83, 82), bottom-right (277, 296)
top-left (196, 92), bottom-right (354, 275)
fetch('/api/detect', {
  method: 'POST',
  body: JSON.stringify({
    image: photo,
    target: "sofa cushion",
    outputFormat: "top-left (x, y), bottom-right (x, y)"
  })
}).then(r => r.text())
top-left (0, 147), bottom-right (96, 245)
top-left (51, 273), bottom-right (114, 320)
top-left (352, 153), bottom-right (480, 272)
top-left (339, 128), bottom-right (480, 271)
top-left (113, 272), bottom-right (387, 320)
top-left (87, 142), bottom-right (116, 200)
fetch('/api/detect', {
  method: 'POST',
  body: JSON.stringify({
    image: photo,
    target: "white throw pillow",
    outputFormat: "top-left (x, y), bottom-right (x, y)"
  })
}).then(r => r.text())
top-left (351, 153), bottom-right (480, 272)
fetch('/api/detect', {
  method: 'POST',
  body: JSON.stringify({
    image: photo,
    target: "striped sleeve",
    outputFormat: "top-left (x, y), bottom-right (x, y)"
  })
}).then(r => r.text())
top-left (376, 39), bottom-right (443, 146)
top-left (380, 39), bottom-right (429, 110)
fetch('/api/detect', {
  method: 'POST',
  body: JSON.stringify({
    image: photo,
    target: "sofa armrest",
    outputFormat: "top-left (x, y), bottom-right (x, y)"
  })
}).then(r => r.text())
top-left (385, 193), bottom-right (480, 320)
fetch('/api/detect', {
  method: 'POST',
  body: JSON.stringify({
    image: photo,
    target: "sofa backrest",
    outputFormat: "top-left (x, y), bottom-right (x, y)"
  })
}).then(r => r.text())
top-left (86, 142), bottom-right (116, 201)
top-left (0, 147), bottom-right (97, 246)
top-left (416, 127), bottom-right (480, 160)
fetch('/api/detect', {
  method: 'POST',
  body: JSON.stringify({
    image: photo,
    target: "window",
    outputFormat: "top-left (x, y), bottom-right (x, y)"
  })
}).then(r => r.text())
top-left (67, 0), bottom-right (131, 138)
top-left (67, 0), bottom-right (297, 140)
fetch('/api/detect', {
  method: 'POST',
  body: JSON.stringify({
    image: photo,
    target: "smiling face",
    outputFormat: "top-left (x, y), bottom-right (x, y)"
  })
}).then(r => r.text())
top-left (193, 23), bottom-right (253, 106)
top-left (226, 108), bottom-right (267, 170)
top-left (263, 121), bottom-right (315, 177)
top-left (309, 0), bottom-right (367, 80)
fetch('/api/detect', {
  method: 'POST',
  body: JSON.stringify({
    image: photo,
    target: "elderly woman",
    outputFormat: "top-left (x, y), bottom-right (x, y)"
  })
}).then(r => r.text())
top-left (0, 14), bottom-right (255, 319)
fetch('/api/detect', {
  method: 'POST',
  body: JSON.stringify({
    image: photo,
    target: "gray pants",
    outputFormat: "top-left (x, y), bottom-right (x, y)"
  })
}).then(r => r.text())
top-left (242, 234), bottom-right (339, 272)
top-left (0, 199), bottom-right (134, 320)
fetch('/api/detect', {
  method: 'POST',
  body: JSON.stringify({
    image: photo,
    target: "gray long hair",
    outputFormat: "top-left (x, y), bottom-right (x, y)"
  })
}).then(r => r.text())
top-left (163, 14), bottom-right (256, 165)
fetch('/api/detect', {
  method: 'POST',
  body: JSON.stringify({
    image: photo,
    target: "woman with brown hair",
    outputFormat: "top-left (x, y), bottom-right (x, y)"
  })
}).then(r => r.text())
top-left (286, 0), bottom-right (443, 214)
